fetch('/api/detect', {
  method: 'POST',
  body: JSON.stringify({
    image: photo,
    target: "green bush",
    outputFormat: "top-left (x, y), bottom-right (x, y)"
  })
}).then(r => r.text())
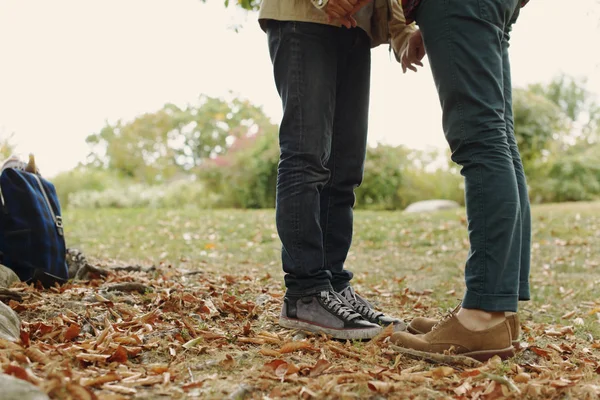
top-left (528, 143), bottom-right (600, 203)
top-left (198, 129), bottom-right (279, 209)
top-left (356, 144), bottom-right (407, 210)
top-left (52, 167), bottom-right (125, 208)
top-left (67, 180), bottom-right (217, 209)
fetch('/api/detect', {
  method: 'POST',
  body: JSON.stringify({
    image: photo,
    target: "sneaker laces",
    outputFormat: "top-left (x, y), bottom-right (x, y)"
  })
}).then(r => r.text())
top-left (339, 287), bottom-right (383, 322)
top-left (320, 291), bottom-right (361, 322)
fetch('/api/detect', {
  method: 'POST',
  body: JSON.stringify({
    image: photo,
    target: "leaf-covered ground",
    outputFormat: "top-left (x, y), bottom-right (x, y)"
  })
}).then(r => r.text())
top-left (1, 202), bottom-right (599, 399)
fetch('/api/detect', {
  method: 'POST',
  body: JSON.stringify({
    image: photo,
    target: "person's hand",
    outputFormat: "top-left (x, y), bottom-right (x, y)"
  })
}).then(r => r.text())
top-left (324, 0), bottom-right (372, 29)
top-left (401, 30), bottom-right (426, 73)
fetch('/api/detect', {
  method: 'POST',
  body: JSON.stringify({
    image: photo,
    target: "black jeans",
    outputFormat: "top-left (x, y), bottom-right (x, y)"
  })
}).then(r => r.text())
top-left (267, 21), bottom-right (371, 296)
top-left (415, 0), bottom-right (531, 311)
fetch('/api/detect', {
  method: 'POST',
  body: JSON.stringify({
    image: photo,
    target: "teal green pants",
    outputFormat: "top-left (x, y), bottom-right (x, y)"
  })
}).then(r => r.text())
top-left (415, 0), bottom-right (531, 312)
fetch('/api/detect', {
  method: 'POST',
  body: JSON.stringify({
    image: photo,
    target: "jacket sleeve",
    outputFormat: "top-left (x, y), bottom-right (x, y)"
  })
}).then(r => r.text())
top-left (389, 0), bottom-right (417, 62)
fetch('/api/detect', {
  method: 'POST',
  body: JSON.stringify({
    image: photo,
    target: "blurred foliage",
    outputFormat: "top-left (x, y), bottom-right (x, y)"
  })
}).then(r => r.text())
top-left (60, 75), bottom-right (600, 210)
top-left (53, 167), bottom-right (127, 209)
top-left (0, 133), bottom-right (16, 160)
top-left (199, 126), bottom-right (279, 208)
top-left (86, 95), bottom-right (276, 183)
top-left (202, 0), bottom-right (261, 11)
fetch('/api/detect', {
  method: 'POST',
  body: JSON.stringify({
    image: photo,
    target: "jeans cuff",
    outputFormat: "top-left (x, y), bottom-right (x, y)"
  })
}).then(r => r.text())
top-left (462, 290), bottom-right (518, 312)
top-left (331, 281), bottom-right (351, 293)
top-left (518, 283), bottom-right (531, 301)
top-left (285, 283), bottom-right (333, 298)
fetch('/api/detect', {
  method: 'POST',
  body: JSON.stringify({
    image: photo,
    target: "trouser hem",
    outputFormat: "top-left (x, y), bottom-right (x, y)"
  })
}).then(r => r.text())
top-left (462, 291), bottom-right (518, 312)
top-left (285, 283), bottom-right (333, 298)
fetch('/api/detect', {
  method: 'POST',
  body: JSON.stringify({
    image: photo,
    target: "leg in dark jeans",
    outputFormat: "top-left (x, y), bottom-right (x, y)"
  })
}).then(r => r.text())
top-left (501, 20), bottom-right (532, 302)
top-left (322, 29), bottom-right (371, 292)
top-left (267, 21), bottom-right (370, 296)
top-left (415, 0), bottom-right (525, 312)
top-left (390, 0), bottom-right (530, 361)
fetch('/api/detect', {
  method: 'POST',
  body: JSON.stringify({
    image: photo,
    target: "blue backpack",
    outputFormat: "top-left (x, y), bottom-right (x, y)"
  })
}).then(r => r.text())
top-left (0, 161), bottom-right (68, 285)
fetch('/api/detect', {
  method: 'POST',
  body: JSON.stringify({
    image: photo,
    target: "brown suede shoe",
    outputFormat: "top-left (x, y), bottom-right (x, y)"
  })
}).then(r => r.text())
top-left (408, 313), bottom-right (521, 345)
top-left (391, 314), bottom-right (515, 362)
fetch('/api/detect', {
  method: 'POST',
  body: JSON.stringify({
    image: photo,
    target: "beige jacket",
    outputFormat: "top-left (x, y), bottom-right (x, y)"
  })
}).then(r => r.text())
top-left (258, 0), bottom-right (416, 55)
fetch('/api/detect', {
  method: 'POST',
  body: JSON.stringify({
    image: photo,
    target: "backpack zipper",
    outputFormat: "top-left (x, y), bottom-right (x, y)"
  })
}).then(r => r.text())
top-left (32, 174), bottom-right (64, 236)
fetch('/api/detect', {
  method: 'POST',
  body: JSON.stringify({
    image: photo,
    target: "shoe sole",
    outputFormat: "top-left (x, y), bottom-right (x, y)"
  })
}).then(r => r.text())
top-left (463, 346), bottom-right (515, 362)
top-left (279, 317), bottom-right (382, 340)
top-left (393, 345), bottom-right (515, 362)
top-left (407, 325), bottom-right (519, 346)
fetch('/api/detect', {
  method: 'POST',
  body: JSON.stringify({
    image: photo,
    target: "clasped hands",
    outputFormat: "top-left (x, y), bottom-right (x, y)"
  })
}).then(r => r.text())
top-left (323, 0), bottom-right (373, 29)
top-left (323, 0), bottom-right (426, 73)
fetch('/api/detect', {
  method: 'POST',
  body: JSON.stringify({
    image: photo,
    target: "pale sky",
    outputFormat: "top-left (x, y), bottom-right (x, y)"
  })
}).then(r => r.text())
top-left (1, 0), bottom-right (599, 177)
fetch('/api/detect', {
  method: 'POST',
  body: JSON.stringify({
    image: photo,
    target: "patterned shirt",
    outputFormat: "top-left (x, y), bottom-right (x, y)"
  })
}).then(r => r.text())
top-left (402, 0), bottom-right (530, 24)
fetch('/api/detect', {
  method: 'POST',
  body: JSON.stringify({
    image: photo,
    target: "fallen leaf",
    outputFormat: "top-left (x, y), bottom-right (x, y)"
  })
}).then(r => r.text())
top-left (454, 381), bottom-right (472, 396)
top-left (259, 348), bottom-right (280, 357)
top-left (4, 364), bottom-right (30, 382)
top-left (182, 337), bottom-right (204, 350)
top-left (66, 383), bottom-right (98, 400)
top-left (551, 378), bottom-right (574, 388)
top-left (64, 323), bottom-right (81, 342)
top-left (513, 372), bottom-right (531, 383)
top-left (263, 359), bottom-right (288, 374)
top-left (309, 359), bottom-right (331, 377)
top-left (368, 381), bottom-right (398, 394)
top-left (108, 346), bottom-right (128, 363)
top-left (430, 366), bottom-right (455, 378)
top-left (279, 341), bottom-right (315, 354)
top-left (221, 354), bottom-right (235, 369)
top-left (81, 372), bottom-right (121, 387)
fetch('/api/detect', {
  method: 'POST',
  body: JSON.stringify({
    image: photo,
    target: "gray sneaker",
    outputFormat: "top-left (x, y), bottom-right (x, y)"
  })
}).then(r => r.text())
top-left (279, 291), bottom-right (383, 340)
top-left (337, 286), bottom-right (407, 331)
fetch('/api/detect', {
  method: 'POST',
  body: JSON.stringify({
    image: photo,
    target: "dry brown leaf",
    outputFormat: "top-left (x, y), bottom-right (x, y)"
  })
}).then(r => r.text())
top-left (0, 338), bottom-right (23, 350)
top-left (551, 378), bottom-right (575, 388)
top-left (279, 341), bottom-right (315, 354)
top-left (429, 366), bottom-right (455, 378)
top-left (545, 326), bottom-right (574, 337)
top-left (76, 353), bottom-right (111, 363)
top-left (221, 354), bottom-right (236, 369)
top-left (275, 361), bottom-right (299, 378)
top-left (514, 372), bottom-right (531, 383)
top-left (453, 381), bottom-right (473, 396)
top-left (309, 359), bottom-right (331, 377)
top-left (259, 348), bottom-right (280, 357)
top-left (237, 337), bottom-right (266, 345)
top-left (368, 381), bottom-right (398, 394)
top-left (20, 330), bottom-right (30, 347)
top-left (530, 347), bottom-right (552, 360)
top-left (66, 383), bottom-right (98, 400)
top-left (102, 384), bottom-right (138, 395)
top-left (81, 372), bottom-right (121, 387)
top-left (327, 344), bottom-right (361, 360)
top-left (120, 375), bottom-right (164, 387)
top-left (263, 359), bottom-right (288, 374)
top-left (147, 364), bottom-right (169, 374)
top-left (64, 323), bottom-right (81, 342)
top-left (108, 346), bottom-right (128, 364)
top-left (24, 347), bottom-right (50, 365)
top-left (4, 364), bottom-right (30, 382)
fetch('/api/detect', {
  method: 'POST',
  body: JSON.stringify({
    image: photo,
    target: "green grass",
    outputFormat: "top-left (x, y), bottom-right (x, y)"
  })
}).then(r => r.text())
top-left (14, 201), bottom-right (593, 399)
top-left (64, 201), bottom-right (600, 339)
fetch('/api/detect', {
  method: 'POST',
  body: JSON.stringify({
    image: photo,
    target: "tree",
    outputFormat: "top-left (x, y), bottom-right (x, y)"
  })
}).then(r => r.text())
top-left (528, 75), bottom-right (600, 143)
top-left (0, 131), bottom-right (16, 160)
top-left (202, 0), bottom-right (260, 11)
top-left (85, 95), bottom-right (277, 183)
top-left (512, 88), bottom-right (569, 167)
